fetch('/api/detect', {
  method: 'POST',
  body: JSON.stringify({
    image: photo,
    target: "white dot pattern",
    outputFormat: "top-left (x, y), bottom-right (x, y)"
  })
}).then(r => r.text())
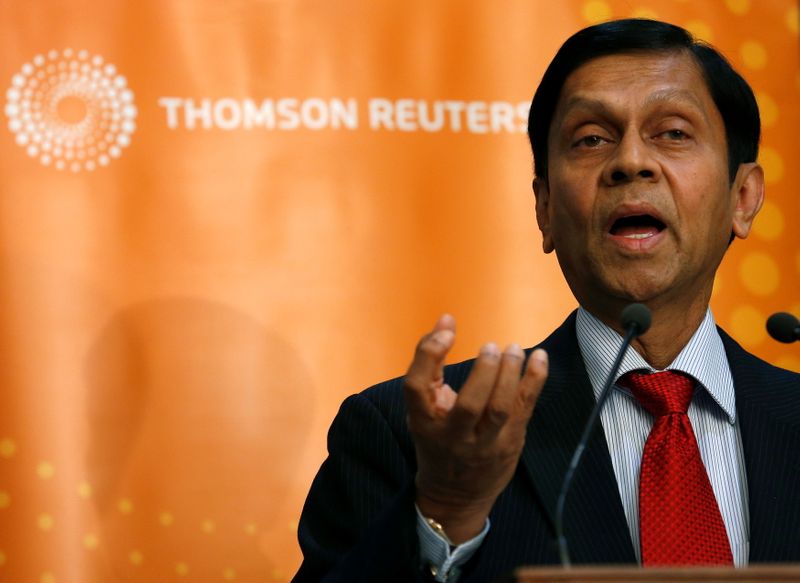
top-left (4, 49), bottom-right (136, 172)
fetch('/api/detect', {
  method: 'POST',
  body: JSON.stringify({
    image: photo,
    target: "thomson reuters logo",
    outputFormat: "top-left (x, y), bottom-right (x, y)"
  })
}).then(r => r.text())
top-left (4, 49), bottom-right (136, 172)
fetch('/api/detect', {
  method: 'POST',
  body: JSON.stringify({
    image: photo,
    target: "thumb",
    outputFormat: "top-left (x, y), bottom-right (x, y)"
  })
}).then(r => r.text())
top-left (403, 315), bottom-right (456, 414)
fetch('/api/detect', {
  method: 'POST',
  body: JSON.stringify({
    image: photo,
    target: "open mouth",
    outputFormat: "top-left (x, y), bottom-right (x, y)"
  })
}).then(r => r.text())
top-left (609, 214), bottom-right (666, 239)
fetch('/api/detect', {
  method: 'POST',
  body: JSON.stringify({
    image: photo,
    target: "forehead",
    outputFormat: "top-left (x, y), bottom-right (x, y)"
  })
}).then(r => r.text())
top-left (554, 51), bottom-right (718, 120)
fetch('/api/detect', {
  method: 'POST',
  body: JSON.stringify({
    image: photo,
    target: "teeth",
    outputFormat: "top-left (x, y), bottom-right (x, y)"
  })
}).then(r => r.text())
top-left (622, 233), bottom-right (654, 240)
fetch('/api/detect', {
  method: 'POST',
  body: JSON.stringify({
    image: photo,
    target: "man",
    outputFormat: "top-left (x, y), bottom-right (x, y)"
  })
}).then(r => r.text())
top-left (293, 19), bottom-right (800, 582)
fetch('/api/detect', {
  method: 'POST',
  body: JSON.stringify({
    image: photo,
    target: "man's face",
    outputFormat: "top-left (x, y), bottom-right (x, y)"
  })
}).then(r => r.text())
top-left (534, 51), bottom-right (762, 314)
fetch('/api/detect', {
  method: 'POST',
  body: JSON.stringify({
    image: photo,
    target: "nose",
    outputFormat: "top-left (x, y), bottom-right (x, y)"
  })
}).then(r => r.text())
top-left (602, 132), bottom-right (661, 185)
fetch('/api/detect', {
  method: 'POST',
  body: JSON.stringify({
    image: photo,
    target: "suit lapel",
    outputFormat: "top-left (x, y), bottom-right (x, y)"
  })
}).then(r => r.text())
top-left (520, 313), bottom-right (636, 564)
top-left (721, 330), bottom-right (800, 561)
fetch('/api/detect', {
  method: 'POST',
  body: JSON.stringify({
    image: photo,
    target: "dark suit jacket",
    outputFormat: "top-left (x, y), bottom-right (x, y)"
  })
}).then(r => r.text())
top-left (294, 312), bottom-right (800, 582)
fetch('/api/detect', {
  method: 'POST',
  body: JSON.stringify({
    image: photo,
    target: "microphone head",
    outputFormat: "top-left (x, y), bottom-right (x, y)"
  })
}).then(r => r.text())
top-left (766, 312), bottom-right (799, 344)
top-left (620, 303), bottom-right (652, 337)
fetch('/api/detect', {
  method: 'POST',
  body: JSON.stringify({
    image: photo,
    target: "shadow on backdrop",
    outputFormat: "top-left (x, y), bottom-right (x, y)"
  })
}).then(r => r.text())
top-left (84, 296), bottom-right (314, 580)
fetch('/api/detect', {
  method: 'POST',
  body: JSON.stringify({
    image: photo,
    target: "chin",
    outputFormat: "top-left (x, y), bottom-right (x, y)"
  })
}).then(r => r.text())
top-left (565, 262), bottom-right (677, 308)
top-left (602, 273), bottom-right (675, 305)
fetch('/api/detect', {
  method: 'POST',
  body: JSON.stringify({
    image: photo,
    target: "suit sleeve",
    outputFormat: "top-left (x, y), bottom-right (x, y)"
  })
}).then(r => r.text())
top-left (292, 386), bottom-right (434, 583)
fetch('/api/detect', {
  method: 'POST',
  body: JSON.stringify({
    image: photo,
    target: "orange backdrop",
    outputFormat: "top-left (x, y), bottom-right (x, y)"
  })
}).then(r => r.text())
top-left (0, 1), bottom-right (798, 581)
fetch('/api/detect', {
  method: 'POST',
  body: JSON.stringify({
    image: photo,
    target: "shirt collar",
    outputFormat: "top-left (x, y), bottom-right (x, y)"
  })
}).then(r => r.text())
top-left (575, 306), bottom-right (736, 423)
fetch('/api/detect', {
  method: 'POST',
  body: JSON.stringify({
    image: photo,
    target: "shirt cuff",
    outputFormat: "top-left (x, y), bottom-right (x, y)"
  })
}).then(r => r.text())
top-left (415, 505), bottom-right (490, 582)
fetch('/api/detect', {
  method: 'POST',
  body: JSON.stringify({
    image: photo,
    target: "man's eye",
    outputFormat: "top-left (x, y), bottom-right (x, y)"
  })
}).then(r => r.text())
top-left (575, 135), bottom-right (607, 147)
top-left (661, 129), bottom-right (688, 140)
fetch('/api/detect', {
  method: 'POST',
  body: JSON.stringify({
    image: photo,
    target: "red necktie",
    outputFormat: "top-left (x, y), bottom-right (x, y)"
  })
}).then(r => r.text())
top-left (619, 371), bottom-right (733, 566)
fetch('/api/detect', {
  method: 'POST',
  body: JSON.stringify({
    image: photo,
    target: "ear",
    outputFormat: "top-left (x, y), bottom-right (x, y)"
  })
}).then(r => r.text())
top-left (533, 177), bottom-right (555, 253)
top-left (730, 162), bottom-right (765, 240)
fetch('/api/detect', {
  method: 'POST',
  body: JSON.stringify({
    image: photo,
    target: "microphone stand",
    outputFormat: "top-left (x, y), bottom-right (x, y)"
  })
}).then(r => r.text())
top-left (555, 307), bottom-right (649, 567)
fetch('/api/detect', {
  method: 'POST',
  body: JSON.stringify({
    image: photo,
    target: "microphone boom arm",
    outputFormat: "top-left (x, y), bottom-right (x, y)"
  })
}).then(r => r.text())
top-left (554, 309), bottom-right (648, 567)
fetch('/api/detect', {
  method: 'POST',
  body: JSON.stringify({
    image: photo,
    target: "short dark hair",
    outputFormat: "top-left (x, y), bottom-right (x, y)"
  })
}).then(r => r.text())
top-left (528, 19), bottom-right (760, 184)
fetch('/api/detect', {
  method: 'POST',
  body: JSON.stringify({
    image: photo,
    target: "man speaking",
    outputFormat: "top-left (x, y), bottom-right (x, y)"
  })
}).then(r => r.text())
top-left (293, 18), bottom-right (800, 582)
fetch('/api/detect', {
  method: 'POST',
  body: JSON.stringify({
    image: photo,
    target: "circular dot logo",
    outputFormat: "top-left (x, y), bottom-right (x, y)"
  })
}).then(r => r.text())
top-left (4, 49), bottom-right (137, 172)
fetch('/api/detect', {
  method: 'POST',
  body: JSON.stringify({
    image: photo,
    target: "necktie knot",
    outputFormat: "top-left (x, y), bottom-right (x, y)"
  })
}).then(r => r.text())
top-left (619, 370), bottom-right (695, 417)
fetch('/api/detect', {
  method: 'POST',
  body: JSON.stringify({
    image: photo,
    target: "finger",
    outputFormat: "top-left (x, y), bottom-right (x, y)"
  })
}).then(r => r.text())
top-left (432, 313), bottom-right (456, 334)
top-left (447, 342), bottom-right (502, 432)
top-left (403, 317), bottom-right (456, 416)
top-left (516, 348), bottom-right (548, 419)
top-left (478, 343), bottom-right (525, 435)
top-left (433, 383), bottom-right (457, 413)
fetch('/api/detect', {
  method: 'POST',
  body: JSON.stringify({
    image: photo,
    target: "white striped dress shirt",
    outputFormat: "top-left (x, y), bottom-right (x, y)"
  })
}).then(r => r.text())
top-left (576, 307), bottom-right (749, 566)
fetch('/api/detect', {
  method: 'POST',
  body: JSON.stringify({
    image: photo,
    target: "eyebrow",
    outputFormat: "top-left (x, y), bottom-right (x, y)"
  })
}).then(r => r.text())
top-left (559, 89), bottom-right (708, 120)
top-left (643, 89), bottom-right (706, 111)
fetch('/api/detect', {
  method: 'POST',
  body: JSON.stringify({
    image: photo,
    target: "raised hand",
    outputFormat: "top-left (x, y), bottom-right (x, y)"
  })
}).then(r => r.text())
top-left (403, 314), bottom-right (549, 543)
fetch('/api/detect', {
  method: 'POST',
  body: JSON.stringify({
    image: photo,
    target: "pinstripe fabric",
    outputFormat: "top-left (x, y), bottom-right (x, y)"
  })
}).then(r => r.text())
top-left (294, 311), bottom-right (800, 582)
top-left (576, 307), bottom-right (749, 566)
top-left (723, 331), bottom-right (800, 562)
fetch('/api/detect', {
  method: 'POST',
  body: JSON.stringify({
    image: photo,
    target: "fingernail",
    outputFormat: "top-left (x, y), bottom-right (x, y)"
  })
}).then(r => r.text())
top-left (505, 343), bottom-right (523, 357)
top-left (438, 313), bottom-right (454, 327)
top-left (531, 348), bottom-right (548, 365)
top-left (480, 342), bottom-right (500, 357)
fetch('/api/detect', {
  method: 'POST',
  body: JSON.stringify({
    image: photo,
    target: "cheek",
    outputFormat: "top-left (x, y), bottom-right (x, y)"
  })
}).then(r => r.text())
top-left (668, 165), bottom-right (731, 223)
top-left (684, 180), bottom-right (730, 218)
top-left (551, 197), bottom-right (594, 239)
top-left (548, 174), bottom-right (595, 225)
top-left (678, 154), bottom-right (730, 210)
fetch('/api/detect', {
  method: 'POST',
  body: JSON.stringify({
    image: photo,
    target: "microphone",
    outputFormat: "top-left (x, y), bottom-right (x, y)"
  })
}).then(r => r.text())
top-left (555, 303), bottom-right (651, 567)
top-left (767, 312), bottom-right (799, 344)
